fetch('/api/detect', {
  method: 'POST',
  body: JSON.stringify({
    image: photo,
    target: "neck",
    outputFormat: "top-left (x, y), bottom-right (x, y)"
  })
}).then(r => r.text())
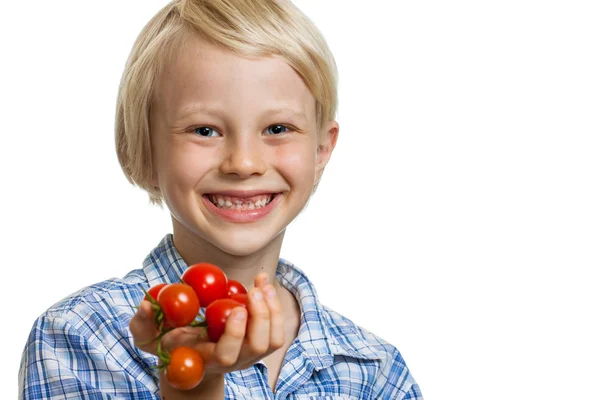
top-left (171, 221), bottom-right (286, 289)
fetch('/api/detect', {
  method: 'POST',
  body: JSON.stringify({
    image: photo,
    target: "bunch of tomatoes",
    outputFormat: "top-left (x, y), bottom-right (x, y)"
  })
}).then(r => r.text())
top-left (143, 262), bottom-right (248, 390)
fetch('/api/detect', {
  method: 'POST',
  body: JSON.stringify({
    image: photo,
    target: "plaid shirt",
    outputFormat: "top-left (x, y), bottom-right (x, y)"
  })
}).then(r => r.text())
top-left (19, 234), bottom-right (422, 399)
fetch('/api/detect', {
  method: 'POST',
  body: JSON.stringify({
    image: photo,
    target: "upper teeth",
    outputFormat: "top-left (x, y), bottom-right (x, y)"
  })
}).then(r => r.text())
top-left (210, 194), bottom-right (272, 209)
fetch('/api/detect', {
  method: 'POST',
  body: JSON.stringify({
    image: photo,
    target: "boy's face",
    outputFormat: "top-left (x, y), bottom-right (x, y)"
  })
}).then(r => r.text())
top-left (150, 35), bottom-right (337, 257)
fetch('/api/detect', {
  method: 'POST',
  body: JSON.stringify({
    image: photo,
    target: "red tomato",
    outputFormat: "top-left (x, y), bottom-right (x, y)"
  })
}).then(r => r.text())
top-left (229, 293), bottom-right (248, 308)
top-left (227, 279), bottom-right (247, 296)
top-left (157, 284), bottom-right (200, 328)
top-left (182, 263), bottom-right (228, 307)
top-left (165, 346), bottom-right (204, 390)
top-left (205, 298), bottom-right (245, 342)
top-left (145, 283), bottom-right (168, 301)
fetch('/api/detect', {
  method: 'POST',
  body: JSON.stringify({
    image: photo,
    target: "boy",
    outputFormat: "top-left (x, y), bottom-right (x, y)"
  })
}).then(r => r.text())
top-left (19, 0), bottom-right (422, 398)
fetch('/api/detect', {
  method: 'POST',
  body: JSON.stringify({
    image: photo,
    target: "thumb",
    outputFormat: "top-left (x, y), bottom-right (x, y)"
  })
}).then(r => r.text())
top-left (129, 300), bottom-right (160, 355)
top-left (254, 272), bottom-right (269, 288)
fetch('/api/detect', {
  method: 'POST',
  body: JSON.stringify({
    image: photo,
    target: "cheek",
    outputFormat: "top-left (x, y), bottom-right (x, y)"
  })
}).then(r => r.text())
top-left (275, 142), bottom-right (317, 185)
top-left (160, 141), bottom-right (214, 187)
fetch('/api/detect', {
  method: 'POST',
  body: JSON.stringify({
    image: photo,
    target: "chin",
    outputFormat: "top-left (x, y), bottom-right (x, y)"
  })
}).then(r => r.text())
top-left (213, 240), bottom-right (268, 257)
top-left (211, 228), bottom-right (285, 257)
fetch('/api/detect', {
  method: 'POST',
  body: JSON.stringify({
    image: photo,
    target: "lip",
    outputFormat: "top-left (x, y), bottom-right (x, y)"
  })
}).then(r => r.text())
top-left (202, 193), bottom-right (282, 223)
top-left (206, 190), bottom-right (278, 199)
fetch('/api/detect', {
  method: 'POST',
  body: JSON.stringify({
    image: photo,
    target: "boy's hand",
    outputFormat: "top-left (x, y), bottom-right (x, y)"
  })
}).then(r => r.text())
top-left (129, 273), bottom-right (284, 395)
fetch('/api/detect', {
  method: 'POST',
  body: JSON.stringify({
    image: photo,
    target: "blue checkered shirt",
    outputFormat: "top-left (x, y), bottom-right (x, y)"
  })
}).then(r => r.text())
top-left (19, 234), bottom-right (422, 399)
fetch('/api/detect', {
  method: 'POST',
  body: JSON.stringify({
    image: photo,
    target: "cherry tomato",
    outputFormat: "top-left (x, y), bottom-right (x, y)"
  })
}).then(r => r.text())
top-left (182, 263), bottom-right (228, 307)
top-left (157, 284), bottom-right (200, 328)
top-left (165, 346), bottom-right (204, 390)
top-left (205, 298), bottom-right (245, 342)
top-left (227, 279), bottom-right (247, 296)
top-left (230, 293), bottom-right (248, 308)
top-left (145, 283), bottom-right (168, 301)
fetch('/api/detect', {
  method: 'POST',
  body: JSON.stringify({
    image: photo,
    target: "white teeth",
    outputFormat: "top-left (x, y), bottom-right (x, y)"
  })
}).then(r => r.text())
top-left (209, 194), bottom-right (274, 210)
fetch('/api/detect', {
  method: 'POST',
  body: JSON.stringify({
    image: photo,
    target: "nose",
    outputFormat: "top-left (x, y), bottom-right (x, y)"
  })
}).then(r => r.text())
top-left (218, 135), bottom-right (267, 178)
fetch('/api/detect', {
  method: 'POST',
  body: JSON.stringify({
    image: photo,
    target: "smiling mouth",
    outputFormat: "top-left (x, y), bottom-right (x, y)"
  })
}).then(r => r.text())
top-left (205, 193), bottom-right (277, 210)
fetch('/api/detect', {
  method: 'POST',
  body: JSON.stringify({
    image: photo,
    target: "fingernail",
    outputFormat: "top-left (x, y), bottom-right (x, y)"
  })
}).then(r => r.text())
top-left (252, 290), bottom-right (263, 301)
top-left (265, 285), bottom-right (276, 299)
top-left (138, 303), bottom-right (148, 318)
top-left (233, 309), bottom-right (246, 321)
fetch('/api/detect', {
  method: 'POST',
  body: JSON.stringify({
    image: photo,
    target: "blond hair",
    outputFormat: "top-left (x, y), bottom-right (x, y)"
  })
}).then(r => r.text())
top-left (115, 0), bottom-right (338, 206)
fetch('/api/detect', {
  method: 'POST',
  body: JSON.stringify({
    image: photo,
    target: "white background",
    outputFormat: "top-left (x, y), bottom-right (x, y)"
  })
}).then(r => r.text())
top-left (1, 0), bottom-right (599, 398)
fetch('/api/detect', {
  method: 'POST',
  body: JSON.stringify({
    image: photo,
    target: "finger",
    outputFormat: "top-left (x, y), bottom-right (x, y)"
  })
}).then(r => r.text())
top-left (160, 325), bottom-right (208, 353)
top-left (254, 273), bottom-right (269, 288)
top-left (244, 287), bottom-right (271, 357)
top-left (262, 284), bottom-right (285, 351)
top-left (212, 307), bottom-right (248, 368)
top-left (129, 300), bottom-right (160, 354)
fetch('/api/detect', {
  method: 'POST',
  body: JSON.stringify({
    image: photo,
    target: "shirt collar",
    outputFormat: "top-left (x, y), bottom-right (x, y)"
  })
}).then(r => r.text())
top-left (276, 258), bottom-right (386, 369)
top-left (142, 234), bottom-right (188, 287)
top-left (142, 234), bottom-right (384, 370)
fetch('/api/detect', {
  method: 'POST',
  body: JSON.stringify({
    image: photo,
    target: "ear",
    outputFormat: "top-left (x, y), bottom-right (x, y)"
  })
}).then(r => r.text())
top-left (314, 120), bottom-right (339, 185)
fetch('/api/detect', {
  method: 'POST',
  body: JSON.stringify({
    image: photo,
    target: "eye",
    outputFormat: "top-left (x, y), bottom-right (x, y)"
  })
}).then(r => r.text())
top-left (265, 125), bottom-right (289, 135)
top-left (192, 126), bottom-right (219, 137)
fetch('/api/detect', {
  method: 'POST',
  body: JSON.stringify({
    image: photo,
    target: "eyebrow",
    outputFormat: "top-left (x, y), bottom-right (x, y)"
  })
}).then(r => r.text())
top-left (176, 105), bottom-right (308, 123)
top-left (262, 107), bottom-right (308, 122)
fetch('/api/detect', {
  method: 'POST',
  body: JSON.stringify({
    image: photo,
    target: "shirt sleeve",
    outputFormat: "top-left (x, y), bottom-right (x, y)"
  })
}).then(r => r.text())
top-left (401, 383), bottom-right (424, 399)
top-left (19, 313), bottom-right (159, 399)
top-left (375, 346), bottom-right (424, 400)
